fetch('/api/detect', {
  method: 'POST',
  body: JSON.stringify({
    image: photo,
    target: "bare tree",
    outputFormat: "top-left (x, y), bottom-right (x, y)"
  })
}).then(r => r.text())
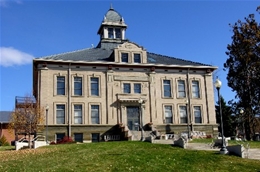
top-left (8, 96), bottom-right (45, 148)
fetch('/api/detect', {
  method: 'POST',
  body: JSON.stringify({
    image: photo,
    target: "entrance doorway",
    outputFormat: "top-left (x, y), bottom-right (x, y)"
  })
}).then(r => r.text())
top-left (127, 106), bottom-right (140, 131)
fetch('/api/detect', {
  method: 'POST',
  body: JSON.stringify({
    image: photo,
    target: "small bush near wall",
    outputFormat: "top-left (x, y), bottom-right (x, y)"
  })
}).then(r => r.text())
top-left (0, 135), bottom-right (10, 146)
top-left (50, 136), bottom-right (76, 145)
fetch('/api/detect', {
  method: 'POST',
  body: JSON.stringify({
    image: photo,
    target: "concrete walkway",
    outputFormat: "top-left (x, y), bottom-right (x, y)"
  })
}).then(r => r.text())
top-left (186, 143), bottom-right (260, 160)
top-left (153, 140), bottom-right (260, 160)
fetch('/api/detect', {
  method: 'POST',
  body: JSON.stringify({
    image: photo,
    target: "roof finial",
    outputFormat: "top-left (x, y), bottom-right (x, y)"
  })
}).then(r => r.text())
top-left (110, 3), bottom-right (113, 10)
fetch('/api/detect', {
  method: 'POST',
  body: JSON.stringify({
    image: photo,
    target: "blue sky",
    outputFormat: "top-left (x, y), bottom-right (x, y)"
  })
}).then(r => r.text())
top-left (0, 0), bottom-right (259, 111)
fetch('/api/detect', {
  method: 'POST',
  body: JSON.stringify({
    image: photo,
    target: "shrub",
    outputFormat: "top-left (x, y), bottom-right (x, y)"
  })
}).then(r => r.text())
top-left (56, 136), bottom-right (75, 144)
top-left (0, 135), bottom-right (10, 146)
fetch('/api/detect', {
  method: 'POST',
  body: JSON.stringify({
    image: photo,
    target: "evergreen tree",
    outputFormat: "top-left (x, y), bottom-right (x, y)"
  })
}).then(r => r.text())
top-left (215, 96), bottom-right (236, 137)
top-left (224, 6), bottom-right (260, 140)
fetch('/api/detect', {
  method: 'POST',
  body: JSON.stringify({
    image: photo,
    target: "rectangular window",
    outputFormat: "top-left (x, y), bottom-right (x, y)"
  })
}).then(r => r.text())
top-left (192, 81), bottom-right (200, 98)
top-left (163, 80), bottom-right (171, 97)
top-left (91, 105), bottom-right (100, 124)
top-left (74, 77), bottom-right (82, 96)
top-left (194, 106), bottom-right (202, 123)
top-left (56, 105), bottom-right (65, 124)
top-left (56, 133), bottom-right (65, 142)
top-left (134, 83), bottom-right (141, 94)
top-left (74, 133), bottom-right (83, 142)
top-left (123, 83), bottom-right (131, 93)
top-left (121, 53), bottom-right (128, 63)
top-left (134, 53), bottom-right (141, 63)
top-left (115, 28), bottom-right (121, 38)
top-left (178, 80), bottom-right (186, 98)
top-left (92, 133), bottom-right (100, 142)
top-left (179, 106), bottom-right (187, 123)
top-left (108, 28), bottom-right (114, 38)
top-left (74, 105), bottom-right (82, 124)
top-left (57, 76), bottom-right (65, 95)
top-left (91, 77), bottom-right (99, 96)
top-left (164, 106), bottom-right (173, 123)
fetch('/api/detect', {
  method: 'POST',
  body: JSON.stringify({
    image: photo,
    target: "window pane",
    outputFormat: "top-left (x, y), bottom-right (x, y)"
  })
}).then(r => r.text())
top-left (163, 80), bottom-right (171, 97)
top-left (134, 54), bottom-right (141, 63)
top-left (164, 106), bottom-right (173, 123)
top-left (194, 106), bottom-right (202, 123)
top-left (56, 133), bottom-right (65, 142)
top-left (74, 133), bottom-right (83, 142)
top-left (178, 80), bottom-right (186, 98)
top-left (56, 105), bottom-right (65, 124)
top-left (180, 106), bottom-right (187, 123)
top-left (192, 81), bottom-right (200, 98)
top-left (74, 77), bottom-right (82, 96)
top-left (57, 76), bottom-right (65, 95)
top-left (91, 105), bottom-right (99, 124)
top-left (91, 78), bottom-right (99, 96)
top-left (121, 53), bottom-right (128, 63)
top-left (134, 83), bottom-right (141, 94)
top-left (123, 83), bottom-right (131, 93)
top-left (74, 105), bottom-right (82, 124)
top-left (115, 28), bottom-right (121, 38)
top-left (108, 28), bottom-right (113, 38)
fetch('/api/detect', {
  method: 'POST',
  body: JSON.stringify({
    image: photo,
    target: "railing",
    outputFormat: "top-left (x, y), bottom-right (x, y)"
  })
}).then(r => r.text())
top-left (104, 135), bottom-right (120, 141)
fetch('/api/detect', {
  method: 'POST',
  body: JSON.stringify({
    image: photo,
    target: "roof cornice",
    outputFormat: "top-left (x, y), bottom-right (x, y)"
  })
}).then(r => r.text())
top-left (33, 59), bottom-right (217, 69)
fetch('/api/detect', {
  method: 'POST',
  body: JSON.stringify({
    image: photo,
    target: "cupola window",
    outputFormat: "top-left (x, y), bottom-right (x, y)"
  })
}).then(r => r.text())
top-left (115, 28), bottom-right (121, 38)
top-left (108, 28), bottom-right (114, 38)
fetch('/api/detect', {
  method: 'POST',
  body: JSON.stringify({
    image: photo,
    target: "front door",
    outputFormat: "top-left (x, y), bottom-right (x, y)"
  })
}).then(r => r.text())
top-left (127, 106), bottom-right (140, 131)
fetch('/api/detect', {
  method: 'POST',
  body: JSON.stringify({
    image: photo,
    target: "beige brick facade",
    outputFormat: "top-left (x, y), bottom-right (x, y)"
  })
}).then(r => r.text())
top-left (33, 7), bottom-right (218, 142)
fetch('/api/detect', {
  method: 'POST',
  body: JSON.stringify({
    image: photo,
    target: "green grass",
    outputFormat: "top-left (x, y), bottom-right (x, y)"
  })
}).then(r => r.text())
top-left (190, 138), bottom-right (260, 148)
top-left (0, 146), bottom-right (14, 151)
top-left (0, 142), bottom-right (260, 172)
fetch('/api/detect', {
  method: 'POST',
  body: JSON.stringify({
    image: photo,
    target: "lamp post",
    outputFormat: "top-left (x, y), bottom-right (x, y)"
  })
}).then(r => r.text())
top-left (45, 105), bottom-right (49, 143)
top-left (138, 98), bottom-right (144, 141)
top-left (240, 109), bottom-right (245, 140)
top-left (214, 78), bottom-right (228, 154)
top-left (185, 99), bottom-right (191, 140)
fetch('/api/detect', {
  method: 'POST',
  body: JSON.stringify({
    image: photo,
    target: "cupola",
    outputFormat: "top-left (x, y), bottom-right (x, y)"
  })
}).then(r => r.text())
top-left (97, 5), bottom-right (127, 42)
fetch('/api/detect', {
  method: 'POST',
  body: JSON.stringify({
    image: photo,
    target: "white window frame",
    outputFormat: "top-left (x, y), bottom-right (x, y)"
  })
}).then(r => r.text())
top-left (56, 104), bottom-right (66, 124)
top-left (90, 104), bottom-right (100, 124)
top-left (164, 105), bottom-right (173, 124)
top-left (74, 104), bottom-right (83, 124)
top-left (194, 106), bottom-right (202, 123)
top-left (179, 105), bottom-right (187, 123)
top-left (73, 76), bottom-right (83, 96)
top-left (192, 80), bottom-right (200, 98)
top-left (177, 80), bottom-right (186, 98)
top-left (163, 79), bottom-right (172, 98)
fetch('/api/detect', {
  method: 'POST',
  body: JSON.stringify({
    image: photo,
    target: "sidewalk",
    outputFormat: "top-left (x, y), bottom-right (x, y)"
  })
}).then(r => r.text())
top-left (186, 143), bottom-right (260, 160)
top-left (153, 140), bottom-right (260, 160)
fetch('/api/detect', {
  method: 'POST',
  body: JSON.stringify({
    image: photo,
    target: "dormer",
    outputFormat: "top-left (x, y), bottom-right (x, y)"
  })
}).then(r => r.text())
top-left (97, 6), bottom-right (127, 42)
top-left (114, 42), bottom-right (147, 64)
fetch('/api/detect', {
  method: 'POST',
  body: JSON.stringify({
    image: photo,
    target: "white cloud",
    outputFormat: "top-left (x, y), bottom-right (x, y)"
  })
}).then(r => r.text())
top-left (0, 47), bottom-right (34, 67)
top-left (0, 0), bottom-right (23, 8)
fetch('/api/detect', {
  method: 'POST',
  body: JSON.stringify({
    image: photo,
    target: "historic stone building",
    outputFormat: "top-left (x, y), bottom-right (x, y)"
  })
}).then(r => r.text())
top-left (33, 7), bottom-right (218, 142)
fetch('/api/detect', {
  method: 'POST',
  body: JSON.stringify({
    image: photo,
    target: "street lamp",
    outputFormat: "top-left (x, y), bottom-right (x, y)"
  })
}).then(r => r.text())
top-left (214, 78), bottom-right (228, 154)
top-left (185, 99), bottom-right (191, 140)
top-left (45, 105), bottom-right (49, 143)
top-left (138, 98), bottom-right (144, 141)
top-left (240, 109), bottom-right (245, 140)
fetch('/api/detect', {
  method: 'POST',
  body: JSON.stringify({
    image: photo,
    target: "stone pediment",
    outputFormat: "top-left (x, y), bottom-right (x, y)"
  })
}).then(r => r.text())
top-left (118, 42), bottom-right (142, 50)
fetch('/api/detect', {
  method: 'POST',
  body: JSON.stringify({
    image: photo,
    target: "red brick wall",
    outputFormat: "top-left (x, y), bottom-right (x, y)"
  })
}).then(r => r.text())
top-left (1, 124), bottom-right (15, 144)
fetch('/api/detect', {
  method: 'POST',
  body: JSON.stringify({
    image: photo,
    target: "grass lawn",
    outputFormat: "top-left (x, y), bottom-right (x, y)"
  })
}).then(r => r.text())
top-left (0, 141), bottom-right (259, 172)
top-left (190, 138), bottom-right (260, 148)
